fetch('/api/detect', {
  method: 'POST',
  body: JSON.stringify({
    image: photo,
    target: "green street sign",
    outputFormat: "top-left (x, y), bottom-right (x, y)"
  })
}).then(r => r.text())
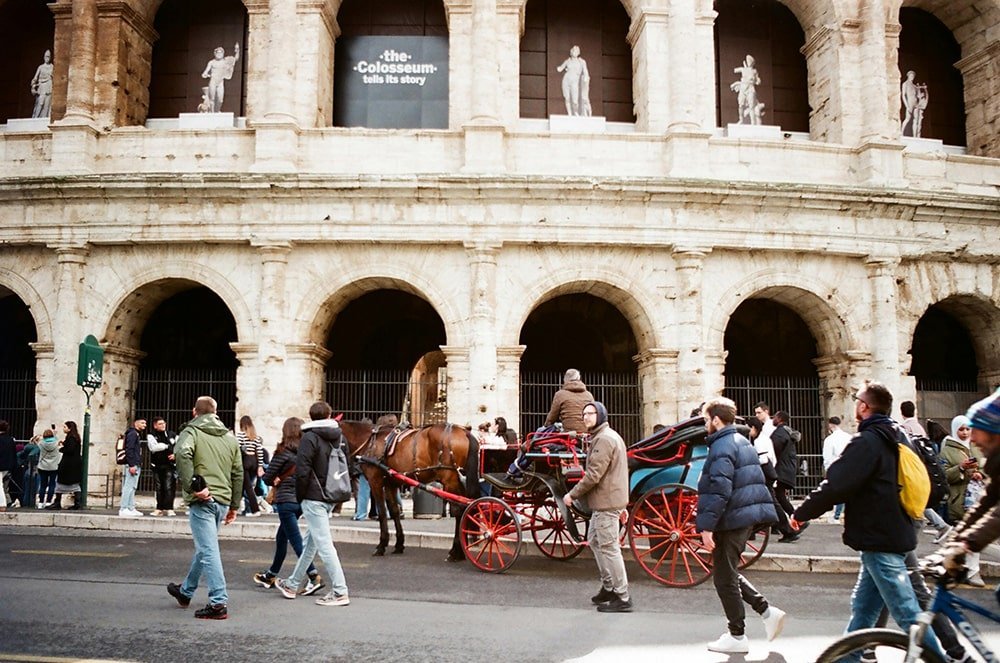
top-left (77, 334), bottom-right (104, 388)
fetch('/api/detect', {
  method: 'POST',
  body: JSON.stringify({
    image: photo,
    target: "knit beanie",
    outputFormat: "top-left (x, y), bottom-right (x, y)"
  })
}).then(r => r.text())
top-left (586, 401), bottom-right (608, 429)
top-left (966, 387), bottom-right (1000, 435)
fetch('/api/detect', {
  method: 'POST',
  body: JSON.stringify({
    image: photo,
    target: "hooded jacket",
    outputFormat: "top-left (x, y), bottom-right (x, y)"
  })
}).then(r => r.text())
top-left (696, 424), bottom-right (778, 532)
top-left (295, 418), bottom-right (344, 504)
top-left (175, 413), bottom-right (243, 509)
top-left (940, 430), bottom-right (984, 523)
top-left (566, 402), bottom-right (628, 511)
top-left (795, 414), bottom-right (916, 553)
top-left (37, 436), bottom-right (61, 472)
top-left (544, 379), bottom-right (595, 434)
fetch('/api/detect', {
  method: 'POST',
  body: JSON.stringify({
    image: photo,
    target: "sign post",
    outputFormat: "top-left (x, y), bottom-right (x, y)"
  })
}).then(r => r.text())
top-left (76, 334), bottom-right (104, 508)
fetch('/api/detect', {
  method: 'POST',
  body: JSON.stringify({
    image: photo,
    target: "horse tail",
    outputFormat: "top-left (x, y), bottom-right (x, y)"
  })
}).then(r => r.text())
top-left (463, 428), bottom-right (480, 501)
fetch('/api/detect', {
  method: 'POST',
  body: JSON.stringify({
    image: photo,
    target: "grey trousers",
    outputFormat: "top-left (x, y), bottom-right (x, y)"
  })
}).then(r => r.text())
top-left (588, 509), bottom-right (629, 600)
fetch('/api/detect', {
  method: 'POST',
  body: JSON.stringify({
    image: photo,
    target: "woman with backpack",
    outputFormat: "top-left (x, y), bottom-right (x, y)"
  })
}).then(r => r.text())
top-left (236, 415), bottom-right (265, 517)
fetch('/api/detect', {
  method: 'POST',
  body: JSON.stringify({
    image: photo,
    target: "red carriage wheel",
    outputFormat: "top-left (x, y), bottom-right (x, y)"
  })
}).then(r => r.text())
top-left (627, 483), bottom-right (713, 588)
top-left (460, 497), bottom-right (522, 573)
top-left (530, 499), bottom-right (586, 561)
top-left (738, 522), bottom-right (770, 570)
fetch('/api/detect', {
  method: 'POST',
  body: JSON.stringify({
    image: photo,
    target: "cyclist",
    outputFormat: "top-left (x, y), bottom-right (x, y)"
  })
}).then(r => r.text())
top-left (939, 387), bottom-right (1000, 605)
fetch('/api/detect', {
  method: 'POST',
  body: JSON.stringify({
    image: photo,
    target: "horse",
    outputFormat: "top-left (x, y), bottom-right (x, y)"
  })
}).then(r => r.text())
top-left (340, 420), bottom-right (481, 562)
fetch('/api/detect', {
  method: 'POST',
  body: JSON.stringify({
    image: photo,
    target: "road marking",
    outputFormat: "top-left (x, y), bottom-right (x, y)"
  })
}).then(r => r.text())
top-left (9, 550), bottom-right (129, 558)
top-left (0, 655), bottom-right (140, 663)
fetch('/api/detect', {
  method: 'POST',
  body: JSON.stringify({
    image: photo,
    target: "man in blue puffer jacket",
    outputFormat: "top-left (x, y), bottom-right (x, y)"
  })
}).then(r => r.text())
top-left (696, 397), bottom-right (783, 654)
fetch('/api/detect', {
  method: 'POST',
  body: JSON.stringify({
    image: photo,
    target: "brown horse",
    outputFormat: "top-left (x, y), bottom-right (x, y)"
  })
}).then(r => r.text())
top-left (340, 421), bottom-right (481, 561)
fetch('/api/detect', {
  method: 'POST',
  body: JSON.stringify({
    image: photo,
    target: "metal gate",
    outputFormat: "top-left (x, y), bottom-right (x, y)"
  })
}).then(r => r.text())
top-left (325, 368), bottom-right (447, 426)
top-left (916, 378), bottom-right (986, 427)
top-left (0, 368), bottom-right (36, 439)
top-left (520, 371), bottom-right (642, 443)
top-left (723, 375), bottom-right (824, 496)
top-left (132, 368), bottom-right (237, 492)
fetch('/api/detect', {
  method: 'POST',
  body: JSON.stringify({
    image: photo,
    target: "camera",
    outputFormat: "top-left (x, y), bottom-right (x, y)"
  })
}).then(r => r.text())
top-left (190, 475), bottom-right (206, 493)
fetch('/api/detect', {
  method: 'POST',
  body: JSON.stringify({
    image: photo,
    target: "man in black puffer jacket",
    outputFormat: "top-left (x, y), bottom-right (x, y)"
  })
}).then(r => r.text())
top-left (793, 381), bottom-right (944, 659)
top-left (696, 397), bottom-right (783, 655)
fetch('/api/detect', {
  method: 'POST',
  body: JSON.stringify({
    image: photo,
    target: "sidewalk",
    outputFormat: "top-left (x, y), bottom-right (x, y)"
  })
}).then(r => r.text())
top-left (2, 497), bottom-right (997, 578)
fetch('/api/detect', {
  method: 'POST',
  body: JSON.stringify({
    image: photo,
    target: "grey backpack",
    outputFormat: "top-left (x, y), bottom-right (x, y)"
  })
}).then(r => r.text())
top-left (323, 439), bottom-right (352, 504)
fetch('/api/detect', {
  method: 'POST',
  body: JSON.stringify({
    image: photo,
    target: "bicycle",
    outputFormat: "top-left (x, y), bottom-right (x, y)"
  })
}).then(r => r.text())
top-left (815, 556), bottom-right (998, 663)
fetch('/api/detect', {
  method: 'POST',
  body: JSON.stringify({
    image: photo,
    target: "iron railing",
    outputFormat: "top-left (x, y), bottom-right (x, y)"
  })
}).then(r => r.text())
top-left (520, 371), bottom-right (642, 444)
top-left (325, 368), bottom-right (448, 426)
top-left (0, 368), bottom-right (36, 438)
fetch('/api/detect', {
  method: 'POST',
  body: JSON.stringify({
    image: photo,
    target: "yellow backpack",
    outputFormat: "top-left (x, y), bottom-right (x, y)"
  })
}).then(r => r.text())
top-left (897, 441), bottom-right (931, 520)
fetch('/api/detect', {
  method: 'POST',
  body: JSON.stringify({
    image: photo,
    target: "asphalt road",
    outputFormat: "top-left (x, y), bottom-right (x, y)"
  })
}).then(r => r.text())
top-left (1, 526), bottom-right (998, 663)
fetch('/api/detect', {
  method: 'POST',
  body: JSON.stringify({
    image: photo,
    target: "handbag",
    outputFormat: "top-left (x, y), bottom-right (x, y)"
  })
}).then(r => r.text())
top-left (265, 462), bottom-right (296, 505)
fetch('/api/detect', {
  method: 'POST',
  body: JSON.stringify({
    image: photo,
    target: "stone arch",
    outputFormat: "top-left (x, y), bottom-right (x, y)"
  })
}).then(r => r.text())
top-left (706, 271), bottom-right (862, 361)
top-left (899, 0), bottom-right (1000, 58)
top-left (99, 263), bottom-right (254, 350)
top-left (904, 292), bottom-right (1000, 384)
top-left (505, 272), bottom-right (658, 355)
top-left (0, 268), bottom-right (52, 346)
top-left (297, 272), bottom-right (462, 349)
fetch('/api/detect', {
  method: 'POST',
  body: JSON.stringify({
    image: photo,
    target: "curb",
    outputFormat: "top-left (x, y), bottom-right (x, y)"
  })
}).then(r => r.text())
top-left (3, 511), bottom-right (997, 578)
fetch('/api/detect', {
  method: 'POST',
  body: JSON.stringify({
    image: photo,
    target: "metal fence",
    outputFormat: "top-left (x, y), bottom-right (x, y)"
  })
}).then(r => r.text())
top-left (916, 377), bottom-right (986, 428)
top-left (325, 368), bottom-right (448, 426)
top-left (724, 375), bottom-right (825, 497)
top-left (0, 368), bottom-right (36, 439)
top-left (132, 368), bottom-right (238, 491)
top-left (520, 371), bottom-right (642, 443)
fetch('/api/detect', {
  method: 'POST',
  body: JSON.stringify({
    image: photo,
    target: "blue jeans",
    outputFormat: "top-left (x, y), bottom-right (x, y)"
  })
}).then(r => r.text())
top-left (38, 470), bottom-right (57, 503)
top-left (287, 500), bottom-right (348, 596)
top-left (844, 551), bottom-right (945, 661)
top-left (270, 502), bottom-right (317, 577)
top-left (120, 468), bottom-right (140, 511)
top-left (833, 503), bottom-right (844, 519)
top-left (353, 475), bottom-right (370, 521)
top-left (181, 500), bottom-right (229, 606)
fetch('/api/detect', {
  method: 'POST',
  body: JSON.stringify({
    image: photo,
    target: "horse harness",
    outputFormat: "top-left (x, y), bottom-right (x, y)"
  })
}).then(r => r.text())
top-left (362, 423), bottom-right (464, 479)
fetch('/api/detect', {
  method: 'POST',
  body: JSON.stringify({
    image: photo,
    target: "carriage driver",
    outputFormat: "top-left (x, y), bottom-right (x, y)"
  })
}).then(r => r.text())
top-left (563, 401), bottom-right (633, 613)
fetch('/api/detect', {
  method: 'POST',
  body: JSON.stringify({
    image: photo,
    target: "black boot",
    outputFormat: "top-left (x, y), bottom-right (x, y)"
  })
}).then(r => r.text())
top-left (45, 494), bottom-right (62, 510)
top-left (69, 492), bottom-right (82, 510)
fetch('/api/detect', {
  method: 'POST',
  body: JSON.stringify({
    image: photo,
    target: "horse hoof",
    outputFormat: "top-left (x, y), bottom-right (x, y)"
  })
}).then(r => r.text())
top-left (446, 553), bottom-right (465, 563)
top-left (373, 549), bottom-right (386, 557)
top-left (392, 548), bottom-right (405, 555)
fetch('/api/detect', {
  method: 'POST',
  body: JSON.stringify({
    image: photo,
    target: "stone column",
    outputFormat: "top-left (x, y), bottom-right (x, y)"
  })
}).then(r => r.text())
top-left (251, 0), bottom-right (301, 172)
top-left (48, 2), bottom-right (74, 122)
top-left (856, 0), bottom-right (894, 142)
top-left (441, 346), bottom-right (472, 425)
top-left (286, 343), bottom-right (333, 415)
top-left (665, 2), bottom-right (702, 132)
top-left (704, 350), bottom-right (727, 400)
top-left (495, 1), bottom-right (526, 127)
top-left (459, 0), bottom-right (506, 172)
top-left (673, 247), bottom-right (710, 413)
top-left (956, 42), bottom-right (1000, 159)
top-left (814, 351), bottom-right (872, 429)
top-left (244, 0), bottom-right (271, 122)
top-left (634, 349), bottom-right (680, 429)
top-left (29, 343), bottom-right (55, 436)
top-left (51, 0), bottom-right (100, 173)
top-left (97, 344), bottom-right (145, 480)
top-left (496, 345), bottom-right (525, 430)
top-left (627, 9), bottom-right (669, 133)
top-left (465, 243), bottom-right (501, 420)
top-left (297, 0), bottom-right (341, 127)
top-left (865, 256), bottom-right (904, 398)
top-left (94, 1), bottom-right (158, 128)
top-left (445, 1), bottom-right (474, 128)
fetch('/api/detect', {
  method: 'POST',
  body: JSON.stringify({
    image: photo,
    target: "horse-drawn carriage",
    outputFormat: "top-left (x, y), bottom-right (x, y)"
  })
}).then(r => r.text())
top-left (347, 416), bottom-right (769, 588)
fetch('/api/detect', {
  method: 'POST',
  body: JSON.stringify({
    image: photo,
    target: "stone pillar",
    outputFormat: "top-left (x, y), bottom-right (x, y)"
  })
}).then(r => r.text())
top-left (97, 344), bottom-right (145, 478)
top-left (51, 0), bottom-right (100, 173)
top-left (465, 243), bottom-right (500, 421)
top-left (665, 2), bottom-right (702, 132)
top-left (445, 1), bottom-right (474, 129)
top-left (627, 9), bottom-right (669, 133)
top-left (704, 350), bottom-right (727, 400)
top-left (496, 345), bottom-right (525, 431)
top-left (856, 0), bottom-right (894, 142)
top-left (29, 343), bottom-right (55, 436)
top-left (251, 0), bottom-right (301, 171)
top-left (459, 0), bottom-right (506, 172)
top-left (495, 1), bottom-right (526, 127)
top-left (94, 1), bottom-right (158, 128)
top-left (286, 343), bottom-right (333, 415)
top-left (634, 349), bottom-right (679, 429)
top-left (441, 346), bottom-right (472, 425)
top-left (297, 0), bottom-right (341, 127)
top-left (956, 42), bottom-right (1000, 159)
top-left (244, 0), bottom-right (271, 123)
top-left (865, 256), bottom-right (904, 398)
top-left (49, 2), bottom-right (74, 122)
top-left (673, 247), bottom-right (710, 413)
top-left (814, 351), bottom-right (872, 431)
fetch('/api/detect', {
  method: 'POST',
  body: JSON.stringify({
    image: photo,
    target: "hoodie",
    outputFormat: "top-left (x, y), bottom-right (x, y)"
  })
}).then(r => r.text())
top-left (175, 413), bottom-right (243, 509)
top-left (37, 435), bottom-right (61, 472)
top-left (295, 418), bottom-right (345, 504)
top-left (544, 379), bottom-right (595, 434)
top-left (566, 402), bottom-right (628, 511)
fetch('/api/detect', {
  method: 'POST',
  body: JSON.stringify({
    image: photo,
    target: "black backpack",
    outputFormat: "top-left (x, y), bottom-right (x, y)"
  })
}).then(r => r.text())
top-left (910, 435), bottom-right (949, 509)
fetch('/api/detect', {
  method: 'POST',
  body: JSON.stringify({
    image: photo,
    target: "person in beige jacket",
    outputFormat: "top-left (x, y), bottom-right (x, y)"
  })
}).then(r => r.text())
top-left (544, 368), bottom-right (595, 434)
top-left (564, 401), bottom-right (631, 613)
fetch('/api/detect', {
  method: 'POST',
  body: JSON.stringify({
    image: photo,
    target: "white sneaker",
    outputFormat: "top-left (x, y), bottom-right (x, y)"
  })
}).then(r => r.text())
top-left (150, 510), bottom-right (164, 517)
top-left (315, 592), bottom-right (350, 607)
top-left (933, 525), bottom-right (954, 544)
top-left (707, 633), bottom-right (749, 654)
top-left (166, 510), bottom-right (177, 517)
top-left (36, 502), bottom-right (45, 509)
top-left (118, 509), bottom-right (139, 518)
top-left (129, 508), bottom-right (145, 517)
top-left (244, 511), bottom-right (262, 518)
top-left (762, 606), bottom-right (786, 641)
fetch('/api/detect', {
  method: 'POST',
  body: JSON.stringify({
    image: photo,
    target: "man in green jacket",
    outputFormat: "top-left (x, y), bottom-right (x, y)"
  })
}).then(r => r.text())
top-left (167, 396), bottom-right (243, 620)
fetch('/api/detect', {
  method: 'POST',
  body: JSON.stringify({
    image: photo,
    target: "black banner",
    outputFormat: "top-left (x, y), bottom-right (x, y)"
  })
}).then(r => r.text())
top-left (334, 36), bottom-right (449, 129)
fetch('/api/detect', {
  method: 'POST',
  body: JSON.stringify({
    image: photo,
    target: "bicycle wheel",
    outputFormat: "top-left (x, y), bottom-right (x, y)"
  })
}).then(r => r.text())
top-left (814, 628), bottom-right (946, 663)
